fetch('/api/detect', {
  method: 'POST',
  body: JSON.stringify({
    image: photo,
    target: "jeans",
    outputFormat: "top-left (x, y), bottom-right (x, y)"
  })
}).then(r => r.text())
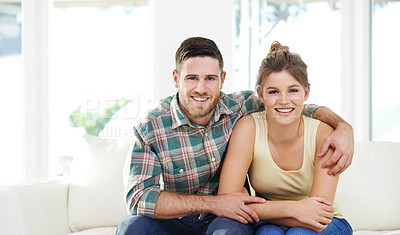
top-left (115, 214), bottom-right (254, 235)
top-left (253, 217), bottom-right (353, 235)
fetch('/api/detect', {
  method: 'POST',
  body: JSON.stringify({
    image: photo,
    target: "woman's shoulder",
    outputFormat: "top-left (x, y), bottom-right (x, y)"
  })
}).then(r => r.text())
top-left (315, 121), bottom-right (334, 149)
top-left (235, 114), bottom-right (254, 126)
top-left (317, 121), bottom-right (334, 136)
top-left (236, 113), bottom-right (257, 129)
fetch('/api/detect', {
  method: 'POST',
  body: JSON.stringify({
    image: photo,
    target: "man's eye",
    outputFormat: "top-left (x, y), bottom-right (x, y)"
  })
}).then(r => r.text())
top-left (207, 77), bottom-right (216, 81)
top-left (188, 77), bottom-right (196, 80)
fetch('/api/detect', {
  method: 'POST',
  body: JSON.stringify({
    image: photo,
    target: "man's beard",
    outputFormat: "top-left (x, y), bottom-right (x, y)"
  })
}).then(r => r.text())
top-left (179, 92), bottom-right (219, 119)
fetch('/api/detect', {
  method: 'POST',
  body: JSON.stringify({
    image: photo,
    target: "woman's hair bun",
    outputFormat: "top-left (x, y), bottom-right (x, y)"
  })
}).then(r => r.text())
top-left (267, 41), bottom-right (290, 57)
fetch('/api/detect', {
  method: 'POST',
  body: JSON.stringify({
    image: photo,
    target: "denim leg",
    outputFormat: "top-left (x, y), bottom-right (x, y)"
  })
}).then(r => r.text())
top-left (206, 217), bottom-right (254, 235)
top-left (115, 215), bottom-right (170, 235)
top-left (255, 224), bottom-right (286, 235)
top-left (286, 217), bottom-right (353, 235)
top-left (286, 227), bottom-right (316, 235)
top-left (116, 214), bottom-right (219, 235)
top-left (318, 217), bottom-right (353, 235)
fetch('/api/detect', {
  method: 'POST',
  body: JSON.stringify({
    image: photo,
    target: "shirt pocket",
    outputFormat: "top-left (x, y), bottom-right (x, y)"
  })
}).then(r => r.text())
top-left (164, 158), bottom-right (210, 192)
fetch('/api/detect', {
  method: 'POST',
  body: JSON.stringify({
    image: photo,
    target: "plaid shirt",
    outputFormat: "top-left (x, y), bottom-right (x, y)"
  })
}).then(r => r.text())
top-left (125, 90), bottom-right (317, 218)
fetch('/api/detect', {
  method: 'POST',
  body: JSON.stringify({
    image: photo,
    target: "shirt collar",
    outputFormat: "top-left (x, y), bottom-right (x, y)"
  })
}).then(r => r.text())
top-left (171, 92), bottom-right (234, 129)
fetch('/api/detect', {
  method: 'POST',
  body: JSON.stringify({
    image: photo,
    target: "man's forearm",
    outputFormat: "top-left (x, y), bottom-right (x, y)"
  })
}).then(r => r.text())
top-left (154, 191), bottom-right (215, 219)
top-left (312, 106), bottom-right (349, 129)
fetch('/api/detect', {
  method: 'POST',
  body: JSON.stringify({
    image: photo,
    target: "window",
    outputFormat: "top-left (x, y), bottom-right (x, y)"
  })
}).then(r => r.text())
top-left (372, 1), bottom-right (400, 141)
top-left (233, 0), bottom-right (341, 114)
top-left (0, 2), bottom-right (24, 184)
top-left (49, 3), bottom-right (151, 176)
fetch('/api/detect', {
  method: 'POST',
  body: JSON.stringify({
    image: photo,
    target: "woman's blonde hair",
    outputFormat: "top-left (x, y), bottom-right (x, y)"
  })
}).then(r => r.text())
top-left (255, 41), bottom-right (309, 89)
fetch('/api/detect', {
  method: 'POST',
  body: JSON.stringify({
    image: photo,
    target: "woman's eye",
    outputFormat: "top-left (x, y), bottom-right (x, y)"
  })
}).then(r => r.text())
top-left (289, 89), bottom-right (299, 93)
top-left (268, 90), bottom-right (278, 94)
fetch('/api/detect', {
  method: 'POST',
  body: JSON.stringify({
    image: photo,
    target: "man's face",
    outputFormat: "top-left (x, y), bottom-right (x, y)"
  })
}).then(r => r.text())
top-left (173, 56), bottom-right (226, 126)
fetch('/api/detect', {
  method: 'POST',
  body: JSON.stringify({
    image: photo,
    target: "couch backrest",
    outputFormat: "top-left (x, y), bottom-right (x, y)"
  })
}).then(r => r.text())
top-left (336, 141), bottom-right (400, 231)
top-left (68, 136), bottom-right (132, 232)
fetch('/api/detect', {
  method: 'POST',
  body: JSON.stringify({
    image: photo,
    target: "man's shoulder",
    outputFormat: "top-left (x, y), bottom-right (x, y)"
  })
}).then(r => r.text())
top-left (220, 90), bottom-right (256, 111)
top-left (135, 95), bottom-right (174, 131)
top-left (223, 90), bottom-right (255, 101)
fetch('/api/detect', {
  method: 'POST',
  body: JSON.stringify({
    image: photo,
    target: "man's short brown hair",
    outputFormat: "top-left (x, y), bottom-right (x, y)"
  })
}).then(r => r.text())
top-left (175, 37), bottom-right (224, 75)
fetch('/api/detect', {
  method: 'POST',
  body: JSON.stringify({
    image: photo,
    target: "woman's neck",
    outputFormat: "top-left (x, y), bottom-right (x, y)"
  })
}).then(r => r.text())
top-left (266, 115), bottom-right (304, 145)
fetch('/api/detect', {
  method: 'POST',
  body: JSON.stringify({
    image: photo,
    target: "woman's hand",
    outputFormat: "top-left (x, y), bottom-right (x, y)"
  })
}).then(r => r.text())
top-left (293, 196), bottom-right (334, 232)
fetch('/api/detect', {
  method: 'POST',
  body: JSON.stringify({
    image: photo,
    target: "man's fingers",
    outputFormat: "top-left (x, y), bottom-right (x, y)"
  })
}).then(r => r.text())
top-left (327, 154), bottom-right (347, 175)
top-left (241, 205), bottom-right (260, 222)
top-left (322, 149), bottom-right (342, 168)
top-left (318, 140), bottom-right (331, 157)
top-left (338, 152), bottom-right (353, 174)
top-left (243, 195), bottom-right (266, 204)
top-left (237, 209), bottom-right (254, 224)
top-left (334, 157), bottom-right (350, 175)
top-left (233, 215), bottom-right (249, 224)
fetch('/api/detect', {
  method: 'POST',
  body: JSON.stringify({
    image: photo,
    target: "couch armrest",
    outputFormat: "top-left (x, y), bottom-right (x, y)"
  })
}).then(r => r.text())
top-left (0, 179), bottom-right (71, 235)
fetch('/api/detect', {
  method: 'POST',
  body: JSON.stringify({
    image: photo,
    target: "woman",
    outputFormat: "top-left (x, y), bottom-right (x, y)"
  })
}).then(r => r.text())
top-left (218, 42), bottom-right (352, 234)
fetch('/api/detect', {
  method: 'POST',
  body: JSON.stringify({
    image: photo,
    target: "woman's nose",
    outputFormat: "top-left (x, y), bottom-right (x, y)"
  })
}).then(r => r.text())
top-left (278, 93), bottom-right (289, 104)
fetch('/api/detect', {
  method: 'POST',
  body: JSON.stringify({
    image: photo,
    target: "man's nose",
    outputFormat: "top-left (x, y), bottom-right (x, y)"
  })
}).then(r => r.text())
top-left (194, 79), bottom-right (207, 94)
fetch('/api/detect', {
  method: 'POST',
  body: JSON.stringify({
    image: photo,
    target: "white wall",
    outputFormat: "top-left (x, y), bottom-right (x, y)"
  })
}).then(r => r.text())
top-left (22, 0), bottom-right (51, 180)
top-left (341, 0), bottom-right (371, 141)
top-left (151, 0), bottom-right (234, 103)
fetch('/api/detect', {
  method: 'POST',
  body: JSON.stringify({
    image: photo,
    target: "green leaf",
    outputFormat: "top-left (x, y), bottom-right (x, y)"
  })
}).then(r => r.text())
top-left (68, 97), bottom-right (134, 136)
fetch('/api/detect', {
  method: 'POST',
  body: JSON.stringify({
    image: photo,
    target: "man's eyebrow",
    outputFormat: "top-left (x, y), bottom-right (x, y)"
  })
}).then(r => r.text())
top-left (184, 74), bottom-right (219, 78)
top-left (184, 74), bottom-right (199, 77)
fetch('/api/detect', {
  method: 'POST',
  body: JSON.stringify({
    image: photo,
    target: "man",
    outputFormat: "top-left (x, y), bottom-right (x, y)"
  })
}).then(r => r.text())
top-left (116, 37), bottom-right (354, 235)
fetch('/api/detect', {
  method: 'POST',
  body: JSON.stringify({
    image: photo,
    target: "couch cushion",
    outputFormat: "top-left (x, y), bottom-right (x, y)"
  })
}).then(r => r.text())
top-left (67, 227), bottom-right (116, 235)
top-left (336, 141), bottom-right (400, 231)
top-left (68, 136), bottom-right (132, 232)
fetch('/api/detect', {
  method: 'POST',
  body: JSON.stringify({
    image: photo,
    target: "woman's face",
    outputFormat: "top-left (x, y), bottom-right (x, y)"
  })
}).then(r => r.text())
top-left (257, 70), bottom-right (310, 125)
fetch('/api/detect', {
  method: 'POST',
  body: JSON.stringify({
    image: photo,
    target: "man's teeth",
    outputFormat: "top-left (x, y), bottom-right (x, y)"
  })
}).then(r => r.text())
top-left (276, 108), bottom-right (293, 113)
top-left (193, 97), bottom-right (207, 101)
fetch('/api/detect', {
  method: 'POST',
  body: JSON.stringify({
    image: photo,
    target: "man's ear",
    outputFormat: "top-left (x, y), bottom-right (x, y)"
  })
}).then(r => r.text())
top-left (220, 71), bottom-right (226, 89)
top-left (173, 69), bottom-right (179, 88)
top-left (256, 85), bottom-right (265, 103)
top-left (304, 86), bottom-right (310, 101)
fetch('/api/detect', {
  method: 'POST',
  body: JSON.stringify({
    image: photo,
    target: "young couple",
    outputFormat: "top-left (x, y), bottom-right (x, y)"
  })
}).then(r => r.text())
top-left (116, 37), bottom-right (353, 235)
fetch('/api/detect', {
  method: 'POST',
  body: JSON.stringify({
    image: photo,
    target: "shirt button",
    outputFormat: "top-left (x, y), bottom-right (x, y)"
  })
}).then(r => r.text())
top-left (211, 157), bottom-right (216, 162)
top-left (205, 132), bottom-right (208, 137)
top-left (179, 169), bottom-right (184, 173)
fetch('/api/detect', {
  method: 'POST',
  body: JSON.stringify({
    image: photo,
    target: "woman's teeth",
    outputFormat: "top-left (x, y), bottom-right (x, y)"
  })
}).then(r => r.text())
top-left (276, 108), bottom-right (294, 113)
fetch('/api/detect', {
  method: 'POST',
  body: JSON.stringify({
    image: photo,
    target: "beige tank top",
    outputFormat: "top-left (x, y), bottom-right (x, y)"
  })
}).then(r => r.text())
top-left (248, 111), bottom-right (343, 217)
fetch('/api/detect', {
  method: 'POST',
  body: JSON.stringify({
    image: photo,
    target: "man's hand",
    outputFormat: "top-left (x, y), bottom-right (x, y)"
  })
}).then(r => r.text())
top-left (318, 122), bottom-right (354, 175)
top-left (212, 193), bottom-right (265, 224)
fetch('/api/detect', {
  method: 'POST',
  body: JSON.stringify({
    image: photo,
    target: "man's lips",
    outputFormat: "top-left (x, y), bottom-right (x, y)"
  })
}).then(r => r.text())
top-left (192, 96), bottom-right (208, 102)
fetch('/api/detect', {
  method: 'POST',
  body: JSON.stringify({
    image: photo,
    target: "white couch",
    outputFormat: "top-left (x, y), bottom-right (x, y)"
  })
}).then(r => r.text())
top-left (1, 137), bottom-right (399, 235)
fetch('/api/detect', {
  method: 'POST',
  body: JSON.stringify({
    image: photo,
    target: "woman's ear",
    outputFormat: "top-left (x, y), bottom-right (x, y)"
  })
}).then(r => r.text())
top-left (304, 86), bottom-right (310, 101)
top-left (256, 85), bottom-right (265, 103)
